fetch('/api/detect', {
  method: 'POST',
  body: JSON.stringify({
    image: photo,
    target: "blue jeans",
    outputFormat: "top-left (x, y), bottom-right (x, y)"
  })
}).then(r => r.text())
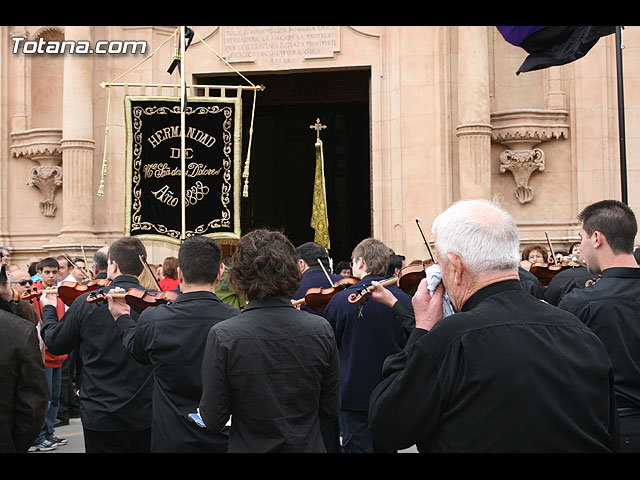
top-left (36, 366), bottom-right (61, 443)
top-left (338, 410), bottom-right (395, 453)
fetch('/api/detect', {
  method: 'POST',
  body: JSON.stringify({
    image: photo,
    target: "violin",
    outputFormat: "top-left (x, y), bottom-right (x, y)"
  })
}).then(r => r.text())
top-left (292, 276), bottom-right (359, 313)
top-left (528, 232), bottom-right (581, 286)
top-left (397, 259), bottom-right (435, 296)
top-left (87, 288), bottom-right (179, 313)
top-left (21, 279), bottom-right (111, 307)
top-left (347, 276), bottom-right (400, 305)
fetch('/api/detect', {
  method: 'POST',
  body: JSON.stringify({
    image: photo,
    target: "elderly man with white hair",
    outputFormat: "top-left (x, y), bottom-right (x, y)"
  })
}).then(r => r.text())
top-left (368, 199), bottom-right (620, 453)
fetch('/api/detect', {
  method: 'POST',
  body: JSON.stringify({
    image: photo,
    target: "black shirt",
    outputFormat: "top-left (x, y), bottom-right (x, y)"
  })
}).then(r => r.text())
top-left (116, 290), bottom-right (240, 452)
top-left (40, 275), bottom-right (153, 432)
top-left (558, 267), bottom-right (640, 409)
top-left (369, 280), bottom-right (619, 452)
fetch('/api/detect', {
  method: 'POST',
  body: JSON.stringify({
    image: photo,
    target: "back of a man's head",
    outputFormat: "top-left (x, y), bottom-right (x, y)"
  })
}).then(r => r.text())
top-left (296, 242), bottom-right (329, 269)
top-left (578, 199), bottom-right (637, 255)
top-left (432, 199), bottom-right (520, 276)
top-left (178, 236), bottom-right (222, 285)
top-left (108, 237), bottom-right (147, 276)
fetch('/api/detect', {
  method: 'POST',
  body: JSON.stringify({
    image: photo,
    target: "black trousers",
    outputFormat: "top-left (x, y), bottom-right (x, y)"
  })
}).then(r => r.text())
top-left (83, 427), bottom-right (151, 453)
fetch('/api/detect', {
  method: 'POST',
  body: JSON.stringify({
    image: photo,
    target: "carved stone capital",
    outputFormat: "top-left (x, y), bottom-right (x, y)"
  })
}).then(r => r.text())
top-left (499, 148), bottom-right (545, 204)
top-left (27, 165), bottom-right (63, 217)
top-left (491, 109), bottom-right (568, 204)
top-left (10, 128), bottom-right (63, 166)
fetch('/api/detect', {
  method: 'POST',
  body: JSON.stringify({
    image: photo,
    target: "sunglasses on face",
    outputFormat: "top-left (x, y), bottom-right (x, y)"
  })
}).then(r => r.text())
top-left (17, 279), bottom-right (33, 286)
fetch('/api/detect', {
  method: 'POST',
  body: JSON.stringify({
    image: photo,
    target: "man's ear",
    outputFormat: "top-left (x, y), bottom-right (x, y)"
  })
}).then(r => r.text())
top-left (177, 266), bottom-right (184, 284)
top-left (592, 230), bottom-right (605, 250)
top-left (446, 253), bottom-right (465, 285)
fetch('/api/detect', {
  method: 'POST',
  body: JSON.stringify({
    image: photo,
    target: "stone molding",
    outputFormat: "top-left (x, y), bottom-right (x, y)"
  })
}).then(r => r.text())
top-left (10, 128), bottom-right (63, 216)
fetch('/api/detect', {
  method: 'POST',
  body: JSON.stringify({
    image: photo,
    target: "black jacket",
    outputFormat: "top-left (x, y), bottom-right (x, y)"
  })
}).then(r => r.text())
top-left (369, 280), bottom-right (620, 452)
top-left (40, 275), bottom-right (153, 432)
top-left (559, 267), bottom-right (640, 410)
top-left (0, 310), bottom-right (48, 452)
top-left (545, 265), bottom-right (598, 306)
top-left (116, 290), bottom-right (240, 452)
top-left (199, 296), bottom-right (340, 453)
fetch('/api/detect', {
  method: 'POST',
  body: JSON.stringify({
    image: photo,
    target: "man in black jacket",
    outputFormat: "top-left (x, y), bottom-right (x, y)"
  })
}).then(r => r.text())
top-left (558, 199), bottom-right (640, 452)
top-left (107, 235), bottom-right (240, 452)
top-left (199, 229), bottom-right (340, 453)
top-left (369, 199), bottom-right (619, 453)
top-left (40, 237), bottom-right (153, 453)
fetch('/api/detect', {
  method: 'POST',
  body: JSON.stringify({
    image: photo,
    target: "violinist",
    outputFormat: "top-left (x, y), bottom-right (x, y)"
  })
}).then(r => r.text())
top-left (520, 243), bottom-right (549, 271)
top-left (290, 241), bottom-right (345, 452)
top-left (322, 238), bottom-right (412, 453)
top-left (558, 199), bottom-right (640, 453)
top-left (106, 235), bottom-right (239, 453)
top-left (293, 241), bottom-right (344, 316)
top-left (40, 237), bottom-right (153, 453)
top-left (544, 241), bottom-right (597, 306)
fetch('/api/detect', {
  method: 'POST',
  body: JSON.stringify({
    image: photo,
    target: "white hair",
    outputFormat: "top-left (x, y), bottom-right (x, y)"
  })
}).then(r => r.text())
top-left (432, 199), bottom-right (520, 276)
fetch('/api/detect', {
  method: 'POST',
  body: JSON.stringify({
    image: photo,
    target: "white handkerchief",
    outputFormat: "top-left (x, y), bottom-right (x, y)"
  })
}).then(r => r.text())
top-left (424, 264), bottom-right (455, 318)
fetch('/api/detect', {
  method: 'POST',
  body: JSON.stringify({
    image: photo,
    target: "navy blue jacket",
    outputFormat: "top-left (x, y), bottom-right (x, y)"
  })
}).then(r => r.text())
top-left (323, 275), bottom-right (413, 411)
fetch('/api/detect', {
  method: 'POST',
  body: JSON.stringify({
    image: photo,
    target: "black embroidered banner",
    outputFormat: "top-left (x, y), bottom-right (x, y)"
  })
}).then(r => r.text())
top-left (124, 96), bottom-right (242, 244)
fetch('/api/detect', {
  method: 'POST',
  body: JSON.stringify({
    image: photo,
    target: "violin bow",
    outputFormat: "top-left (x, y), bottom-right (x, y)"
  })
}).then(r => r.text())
top-left (63, 253), bottom-right (90, 281)
top-left (544, 232), bottom-right (559, 266)
top-left (416, 218), bottom-right (437, 264)
top-left (317, 258), bottom-right (334, 285)
top-left (139, 254), bottom-right (162, 291)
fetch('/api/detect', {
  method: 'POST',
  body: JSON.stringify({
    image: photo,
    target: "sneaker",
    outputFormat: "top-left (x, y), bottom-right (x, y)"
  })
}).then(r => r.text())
top-left (28, 439), bottom-right (57, 452)
top-left (47, 435), bottom-right (68, 446)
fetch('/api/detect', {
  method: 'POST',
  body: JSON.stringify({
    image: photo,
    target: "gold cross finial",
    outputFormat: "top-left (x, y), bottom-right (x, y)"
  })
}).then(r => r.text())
top-left (310, 118), bottom-right (326, 142)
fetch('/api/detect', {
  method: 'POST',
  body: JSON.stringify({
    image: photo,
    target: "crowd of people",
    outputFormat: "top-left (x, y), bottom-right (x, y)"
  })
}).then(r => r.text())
top-left (1, 197), bottom-right (639, 453)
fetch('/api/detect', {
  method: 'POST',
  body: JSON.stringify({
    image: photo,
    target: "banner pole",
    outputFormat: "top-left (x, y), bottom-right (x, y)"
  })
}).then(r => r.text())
top-left (180, 26), bottom-right (187, 240)
top-left (615, 26), bottom-right (628, 205)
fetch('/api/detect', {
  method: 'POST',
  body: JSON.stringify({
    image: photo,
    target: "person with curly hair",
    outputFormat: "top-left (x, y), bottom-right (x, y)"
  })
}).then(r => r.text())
top-left (199, 229), bottom-right (340, 452)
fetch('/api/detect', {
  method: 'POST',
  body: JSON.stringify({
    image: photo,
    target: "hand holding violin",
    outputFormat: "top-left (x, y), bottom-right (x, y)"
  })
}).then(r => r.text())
top-left (411, 278), bottom-right (444, 331)
top-left (369, 280), bottom-right (399, 308)
top-left (39, 289), bottom-right (58, 308)
top-left (105, 286), bottom-right (130, 321)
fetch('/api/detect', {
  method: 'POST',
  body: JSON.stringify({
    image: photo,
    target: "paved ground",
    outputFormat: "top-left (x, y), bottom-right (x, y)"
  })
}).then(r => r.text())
top-left (28, 417), bottom-right (417, 453)
top-left (28, 417), bottom-right (85, 454)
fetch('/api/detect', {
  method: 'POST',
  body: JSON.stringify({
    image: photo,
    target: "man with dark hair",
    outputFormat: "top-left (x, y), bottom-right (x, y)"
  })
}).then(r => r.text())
top-left (293, 241), bottom-right (343, 315)
top-left (559, 199), bottom-right (640, 452)
top-left (199, 229), bottom-right (340, 452)
top-left (106, 235), bottom-right (239, 452)
top-left (323, 237), bottom-right (413, 453)
top-left (39, 237), bottom-right (153, 453)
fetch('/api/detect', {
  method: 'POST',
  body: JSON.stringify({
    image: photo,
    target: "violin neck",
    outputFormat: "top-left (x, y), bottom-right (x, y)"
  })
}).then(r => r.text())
top-left (291, 297), bottom-right (306, 306)
top-left (378, 276), bottom-right (398, 289)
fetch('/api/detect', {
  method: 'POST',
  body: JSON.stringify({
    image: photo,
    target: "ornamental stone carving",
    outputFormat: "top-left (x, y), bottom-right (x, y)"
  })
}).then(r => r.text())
top-left (10, 128), bottom-right (63, 216)
top-left (491, 109), bottom-right (569, 204)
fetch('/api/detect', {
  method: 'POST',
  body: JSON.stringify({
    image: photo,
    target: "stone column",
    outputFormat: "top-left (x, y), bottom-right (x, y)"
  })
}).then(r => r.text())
top-left (56, 25), bottom-right (96, 242)
top-left (456, 26), bottom-right (492, 200)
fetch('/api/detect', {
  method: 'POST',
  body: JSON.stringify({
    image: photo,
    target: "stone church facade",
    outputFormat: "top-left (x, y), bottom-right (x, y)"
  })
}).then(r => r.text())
top-left (1, 25), bottom-right (637, 268)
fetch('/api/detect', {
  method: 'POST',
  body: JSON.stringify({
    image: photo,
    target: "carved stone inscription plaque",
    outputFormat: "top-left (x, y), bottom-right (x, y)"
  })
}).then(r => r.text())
top-left (222, 26), bottom-right (340, 65)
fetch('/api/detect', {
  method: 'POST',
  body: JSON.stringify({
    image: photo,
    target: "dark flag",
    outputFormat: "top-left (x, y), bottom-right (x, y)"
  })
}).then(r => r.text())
top-left (497, 26), bottom-right (617, 74)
